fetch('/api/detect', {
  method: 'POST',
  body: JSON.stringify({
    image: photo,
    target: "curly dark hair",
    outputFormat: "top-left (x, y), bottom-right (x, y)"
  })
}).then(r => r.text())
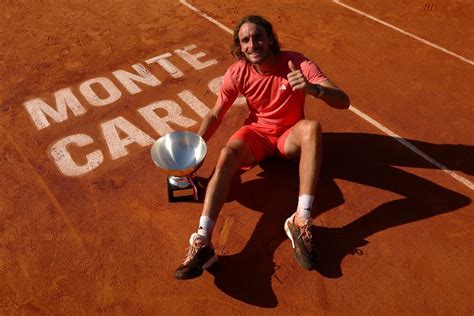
top-left (231, 15), bottom-right (281, 61)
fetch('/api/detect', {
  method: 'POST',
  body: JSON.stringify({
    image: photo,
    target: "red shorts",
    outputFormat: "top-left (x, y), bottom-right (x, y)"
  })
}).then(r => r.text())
top-left (227, 123), bottom-right (293, 165)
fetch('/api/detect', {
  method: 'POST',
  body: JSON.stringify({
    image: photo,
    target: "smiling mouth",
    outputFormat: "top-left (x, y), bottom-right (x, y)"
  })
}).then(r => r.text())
top-left (248, 49), bottom-right (262, 57)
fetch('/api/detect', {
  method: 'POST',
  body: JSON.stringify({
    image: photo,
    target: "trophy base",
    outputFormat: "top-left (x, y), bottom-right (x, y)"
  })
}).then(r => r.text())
top-left (167, 175), bottom-right (199, 202)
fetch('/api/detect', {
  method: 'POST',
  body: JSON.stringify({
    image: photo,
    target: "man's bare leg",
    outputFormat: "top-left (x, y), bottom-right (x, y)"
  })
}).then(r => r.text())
top-left (174, 139), bottom-right (256, 279)
top-left (202, 139), bottom-right (256, 222)
top-left (282, 119), bottom-right (322, 270)
top-left (284, 119), bottom-right (323, 205)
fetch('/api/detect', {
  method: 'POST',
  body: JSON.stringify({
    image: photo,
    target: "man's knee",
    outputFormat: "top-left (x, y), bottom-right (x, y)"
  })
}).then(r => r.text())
top-left (215, 146), bottom-right (244, 172)
top-left (300, 120), bottom-right (322, 143)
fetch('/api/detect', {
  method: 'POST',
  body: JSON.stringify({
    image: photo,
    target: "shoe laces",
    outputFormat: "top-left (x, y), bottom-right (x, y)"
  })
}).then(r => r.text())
top-left (296, 218), bottom-right (313, 251)
top-left (182, 235), bottom-right (206, 265)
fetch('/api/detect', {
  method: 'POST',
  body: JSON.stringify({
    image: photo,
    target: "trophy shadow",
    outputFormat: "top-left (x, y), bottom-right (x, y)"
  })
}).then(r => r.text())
top-left (206, 132), bottom-right (472, 307)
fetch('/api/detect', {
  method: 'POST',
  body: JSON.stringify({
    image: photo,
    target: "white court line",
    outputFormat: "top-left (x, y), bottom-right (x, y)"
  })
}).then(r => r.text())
top-left (333, 0), bottom-right (474, 66)
top-left (349, 106), bottom-right (474, 190)
top-left (179, 0), bottom-right (474, 191)
top-left (179, 0), bottom-right (233, 34)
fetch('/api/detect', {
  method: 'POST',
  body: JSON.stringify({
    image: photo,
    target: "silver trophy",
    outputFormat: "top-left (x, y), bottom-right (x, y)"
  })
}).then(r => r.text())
top-left (150, 131), bottom-right (207, 202)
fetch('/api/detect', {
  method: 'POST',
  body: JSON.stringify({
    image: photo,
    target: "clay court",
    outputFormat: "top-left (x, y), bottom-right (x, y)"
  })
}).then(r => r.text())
top-left (1, 0), bottom-right (473, 314)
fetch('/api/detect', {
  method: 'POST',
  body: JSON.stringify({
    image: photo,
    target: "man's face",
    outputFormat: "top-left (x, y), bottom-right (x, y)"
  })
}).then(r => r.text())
top-left (238, 22), bottom-right (273, 64)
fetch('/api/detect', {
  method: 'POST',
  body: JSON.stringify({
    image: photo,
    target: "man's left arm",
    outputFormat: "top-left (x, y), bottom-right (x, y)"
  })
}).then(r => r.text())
top-left (287, 60), bottom-right (350, 109)
top-left (307, 79), bottom-right (350, 109)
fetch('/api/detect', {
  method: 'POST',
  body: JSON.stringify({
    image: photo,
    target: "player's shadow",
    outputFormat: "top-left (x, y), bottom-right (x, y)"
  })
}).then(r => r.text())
top-left (207, 132), bottom-right (472, 307)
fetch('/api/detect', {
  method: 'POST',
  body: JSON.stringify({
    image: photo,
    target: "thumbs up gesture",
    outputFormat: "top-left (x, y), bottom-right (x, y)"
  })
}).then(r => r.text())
top-left (287, 60), bottom-right (308, 93)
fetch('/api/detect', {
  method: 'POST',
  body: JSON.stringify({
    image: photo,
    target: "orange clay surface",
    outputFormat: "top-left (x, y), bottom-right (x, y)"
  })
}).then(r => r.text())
top-left (1, 0), bottom-right (473, 314)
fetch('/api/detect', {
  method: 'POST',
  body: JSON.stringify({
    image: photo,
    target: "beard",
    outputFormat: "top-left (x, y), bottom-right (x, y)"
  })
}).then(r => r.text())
top-left (243, 47), bottom-right (270, 64)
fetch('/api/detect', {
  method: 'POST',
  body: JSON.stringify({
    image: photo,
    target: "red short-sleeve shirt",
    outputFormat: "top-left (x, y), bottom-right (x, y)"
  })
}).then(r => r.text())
top-left (218, 51), bottom-right (328, 132)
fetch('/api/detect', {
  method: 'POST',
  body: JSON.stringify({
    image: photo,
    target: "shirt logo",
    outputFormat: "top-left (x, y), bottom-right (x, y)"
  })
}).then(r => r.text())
top-left (279, 83), bottom-right (287, 91)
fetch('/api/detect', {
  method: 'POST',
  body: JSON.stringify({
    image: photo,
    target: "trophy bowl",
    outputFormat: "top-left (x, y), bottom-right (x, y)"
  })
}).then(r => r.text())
top-left (151, 131), bottom-right (207, 176)
top-left (150, 131), bottom-right (207, 202)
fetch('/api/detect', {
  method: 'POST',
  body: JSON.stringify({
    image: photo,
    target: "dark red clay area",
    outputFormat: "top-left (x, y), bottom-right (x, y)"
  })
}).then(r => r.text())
top-left (0, 0), bottom-right (473, 314)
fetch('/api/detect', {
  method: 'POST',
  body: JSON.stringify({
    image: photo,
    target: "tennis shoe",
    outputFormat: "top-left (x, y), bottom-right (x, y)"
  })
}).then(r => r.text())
top-left (174, 233), bottom-right (217, 280)
top-left (284, 213), bottom-right (317, 270)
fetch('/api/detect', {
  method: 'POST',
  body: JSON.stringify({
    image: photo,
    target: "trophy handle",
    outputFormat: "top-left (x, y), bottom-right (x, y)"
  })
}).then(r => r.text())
top-left (187, 175), bottom-right (198, 201)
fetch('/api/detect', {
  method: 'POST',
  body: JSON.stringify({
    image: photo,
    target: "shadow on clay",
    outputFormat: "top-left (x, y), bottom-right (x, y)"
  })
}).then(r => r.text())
top-left (205, 132), bottom-right (471, 307)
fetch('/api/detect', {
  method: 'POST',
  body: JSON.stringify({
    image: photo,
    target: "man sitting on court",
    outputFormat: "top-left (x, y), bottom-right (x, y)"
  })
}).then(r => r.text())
top-left (174, 15), bottom-right (350, 280)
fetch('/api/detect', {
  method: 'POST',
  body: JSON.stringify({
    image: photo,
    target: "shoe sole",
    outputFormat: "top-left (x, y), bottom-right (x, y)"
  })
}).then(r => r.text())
top-left (203, 254), bottom-right (218, 269)
top-left (284, 217), bottom-right (296, 249)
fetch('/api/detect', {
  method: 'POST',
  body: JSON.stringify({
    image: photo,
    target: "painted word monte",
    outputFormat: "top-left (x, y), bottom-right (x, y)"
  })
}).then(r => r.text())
top-left (23, 44), bottom-right (243, 177)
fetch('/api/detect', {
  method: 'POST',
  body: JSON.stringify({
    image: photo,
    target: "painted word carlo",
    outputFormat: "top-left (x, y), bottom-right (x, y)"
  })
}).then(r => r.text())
top-left (23, 44), bottom-right (243, 177)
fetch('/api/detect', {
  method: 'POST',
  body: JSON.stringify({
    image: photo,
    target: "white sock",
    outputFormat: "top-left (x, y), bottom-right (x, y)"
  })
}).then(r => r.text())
top-left (296, 195), bottom-right (314, 219)
top-left (197, 216), bottom-right (215, 241)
